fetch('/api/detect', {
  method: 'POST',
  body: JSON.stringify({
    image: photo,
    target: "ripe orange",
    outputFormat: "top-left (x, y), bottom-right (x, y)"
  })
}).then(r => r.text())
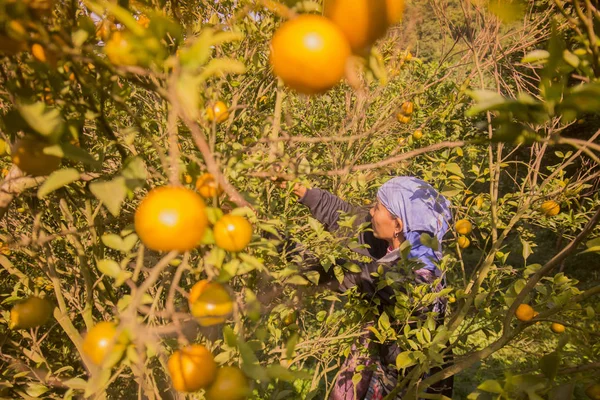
top-left (167, 344), bottom-right (217, 392)
top-left (12, 136), bottom-right (61, 176)
top-left (196, 173), bottom-right (224, 198)
top-left (205, 366), bottom-right (250, 400)
top-left (206, 101), bottom-right (230, 123)
top-left (550, 322), bottom-right (565, 334)
top-left (105, 31), bottom-right (137, 66)
top-left (585, 383), bottom-right (600, 400)
top-left (412, 130), bottom-right (423, 140)
top-left (188, 279), bottom-right (210, 306)
top-left (540, 200), bottom-right (560, 217)
top-left (190, 282), bottom-right (234, 326)
top-left (137, 14), bottom-right (150, 28)
top-left (213, 214), bottom-right (252, 252)
top-left (324, 0), bottom-right (405, 53)
top-left (455, 219), bottom-right (473, 235)
top-left (270, 15), bottom-right (351, 94)
top-left (82, 321), bottom-right (127, 366)
top-left (515, 304), bottom-right (535, 322)
top-left (400, 101), bottom-right (414, 115)
top-left (31, 43), bottom-right (46, 62)
top-left (457, 236), bottom-right (470, 249)
top-left (9, 296), bottom-right (53, 329)
top-left (396, 114), bottom-right (411, 124)
top-left (134, 186), bottom-right (208, 252)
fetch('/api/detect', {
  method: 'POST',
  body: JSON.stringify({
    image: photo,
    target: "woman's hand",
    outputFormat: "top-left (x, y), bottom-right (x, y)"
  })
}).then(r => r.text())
top-left (292, 183), bottom-right (308, 198)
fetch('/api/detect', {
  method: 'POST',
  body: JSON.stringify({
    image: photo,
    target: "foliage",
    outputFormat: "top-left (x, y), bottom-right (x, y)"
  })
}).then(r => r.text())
top-left (0, 0), bottom-right (599, 399)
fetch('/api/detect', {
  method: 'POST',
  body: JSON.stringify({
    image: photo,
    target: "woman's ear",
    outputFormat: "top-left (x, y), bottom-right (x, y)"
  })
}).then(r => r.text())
top-left (395, 217), bottom-right (403, 234)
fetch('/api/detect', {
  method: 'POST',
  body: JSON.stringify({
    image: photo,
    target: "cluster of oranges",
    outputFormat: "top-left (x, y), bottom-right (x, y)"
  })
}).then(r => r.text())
top-left (396, 100), bottom-right (413, 124)
top-left (9, 169), bottom-right (252, 395)
top-left (269, 0), bottom-right (405, 94)
top-left (455, 218), bottom-right (472, 249)
top-left (514, 303), bottom-right (566, 334)
top-left (134, 172), bottom-right (252, 253)
top-left (168, 344), bottom-right (249, 398)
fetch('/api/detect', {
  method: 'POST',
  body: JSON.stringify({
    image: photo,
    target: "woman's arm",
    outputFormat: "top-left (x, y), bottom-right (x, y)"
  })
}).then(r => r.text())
top-left (298, 187), bottom-right (359, 232)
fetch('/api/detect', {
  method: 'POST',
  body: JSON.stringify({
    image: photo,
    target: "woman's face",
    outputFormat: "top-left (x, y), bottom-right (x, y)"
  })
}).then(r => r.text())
top-left (369, 199), bottom-right (399, 242)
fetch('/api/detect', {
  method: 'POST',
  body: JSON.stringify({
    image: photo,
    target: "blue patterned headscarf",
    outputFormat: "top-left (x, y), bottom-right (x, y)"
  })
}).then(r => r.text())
top-left (377, 177), bottom-right (452, 272)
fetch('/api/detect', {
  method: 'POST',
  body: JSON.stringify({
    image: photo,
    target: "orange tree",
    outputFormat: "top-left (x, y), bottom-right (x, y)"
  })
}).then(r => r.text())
top-left (0, 0), bottom-right (599, 399)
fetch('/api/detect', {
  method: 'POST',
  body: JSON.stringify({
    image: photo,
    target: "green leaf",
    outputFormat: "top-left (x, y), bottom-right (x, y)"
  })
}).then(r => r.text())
top-left (466, 90), bottom-right (506, 116)
top-left (89, 177), bottom-right (127, 217)
top-left (396, 351), bottom-right (416, 370)
top-left (286, 275), bottom-right (309, 285)
top-left (199, 58), bottom-right (246, 81)
top-left (175, 72), bottom-right (202, 120)
top-left (285, 333), bottom-right (298, 359)
top-left (44, 143), bottom-right (101, 168)
top-left (115, 270), bottom-right (132, 287)
top-left (26, 383), bottom-right (49, 398)
top-left (238, 253), bottom-right (264, 272)
top-left (446, 162), bottom-right (464, 178)
top-left (562, 50), bottom-right (579, 68)
top-left (539, 351), bottom-right (560, 381)
top-left (97, 259), bottom-right (121, 278)
top-left (101, 234), bottom-right (138, 253)
top-left (37, 168), bottom-right (80, 198)
top-left (18, 102), bottom-right (64, 142)
top-left (121, 157), bottom-right (147, 190)
top-left (521, 49), bottom-right (550, 64)
top-left (205, 247), bottom-right (226, 269)
top-left (477, 380), bottom-right (504, 394)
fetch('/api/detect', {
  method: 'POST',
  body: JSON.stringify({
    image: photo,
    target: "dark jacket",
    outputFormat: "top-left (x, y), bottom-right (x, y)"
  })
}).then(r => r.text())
top-left (299, 188), bottom-right (440, 305)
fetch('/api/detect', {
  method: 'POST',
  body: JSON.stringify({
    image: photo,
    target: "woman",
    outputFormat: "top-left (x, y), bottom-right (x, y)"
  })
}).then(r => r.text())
top-left (290, 176), bottom-right (453, 399)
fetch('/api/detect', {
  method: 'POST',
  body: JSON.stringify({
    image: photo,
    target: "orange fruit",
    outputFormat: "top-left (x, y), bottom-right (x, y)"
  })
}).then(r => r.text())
top-left (412, 130), bottom-right (423, 140)
top-left (585, 383), bottom-right (600, 400)
top-left (270, 15), bottom-right (351, 94)
top-left (31, 43), bottom-right (46, 62)
top-left (206, 101), bottom-right (230, 123)
top-left (205, 366), bottom-right (250, 400)
top-left (134, 186), bottom-right (208, 252)
top-left (190, 282), bottom-right (233, 326)
top-left (396, 114), bottom-right (411, 124)
top-left (105, 31), bottom-right (138, 66)
top-left (515, 304), bottom-right (535, 322)
top-left (213, 214), bottom-right (252, 252)
top-left (457, 236), bottom-right (470, 249)
top-left (400, 101), bottom-right (414, 115)
top-left (324, 0), bottom-right (405, 53)
top-left (188, 279), bottom-right (210, 306)
top-left (193, 286), bottom-right (233, 325)
top-left (167, 344), bottom-right (217, 392)
top-left (540, 200), bottom-right (560, 217)
top-left (12, 136), bottom-right (61, 176)
top-left (195, 173), bottom-right (224, 198)
top-left (550, 322), bottom-right (565, 334)
top-left (9, 296), bottom-right (53, 329)
top-left (455, 219), bottom-right (472, 235)
top-left (137, 14), bottom-right (150, 28)
top-left (82, 321), bottom-right (127, 366)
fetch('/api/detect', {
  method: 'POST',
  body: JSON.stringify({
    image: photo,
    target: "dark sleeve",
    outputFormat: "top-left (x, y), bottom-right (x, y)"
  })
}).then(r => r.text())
top-left (299, 188), bottom-right (359, 232)
top-left (299, 188), bottom-right (388, 259)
